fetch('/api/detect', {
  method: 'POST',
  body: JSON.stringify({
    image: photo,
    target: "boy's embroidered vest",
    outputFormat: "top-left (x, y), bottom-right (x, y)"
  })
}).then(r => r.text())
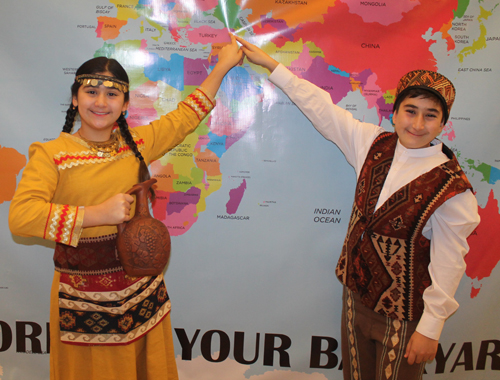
top-left (336, 132), bottom-right (472, 321)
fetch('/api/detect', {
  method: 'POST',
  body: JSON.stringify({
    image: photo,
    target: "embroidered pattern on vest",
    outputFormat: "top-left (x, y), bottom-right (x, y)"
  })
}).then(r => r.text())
top-left (336, 132), bottom-right (472, 321)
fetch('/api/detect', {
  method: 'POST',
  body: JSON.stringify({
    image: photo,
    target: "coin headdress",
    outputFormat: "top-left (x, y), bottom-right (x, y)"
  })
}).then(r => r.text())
top-left (75, 73), bottom-right (129, 93)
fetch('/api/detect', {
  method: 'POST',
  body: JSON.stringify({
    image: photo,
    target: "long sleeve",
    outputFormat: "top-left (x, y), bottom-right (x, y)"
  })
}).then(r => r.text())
top-left (9, 141), bottom-right (85, 246)
top-left (9, 88), bottom-right (215, 246)
top-left (268, 63), bottom-right (384, 173)
top-left (417, 191), bottom-right (480, 340)
top-left (136, 88), bottom-right (215, 163)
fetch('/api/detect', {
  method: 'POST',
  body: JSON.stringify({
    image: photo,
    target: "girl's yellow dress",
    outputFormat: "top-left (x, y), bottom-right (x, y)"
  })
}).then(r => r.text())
top-left (9, 89), bottom-right (214, 380)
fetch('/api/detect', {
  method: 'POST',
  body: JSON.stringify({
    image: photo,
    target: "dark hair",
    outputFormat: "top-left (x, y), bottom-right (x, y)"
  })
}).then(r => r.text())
top-left (393, 87), bottom-right (448, 124)
top-left (63, 57), bottom-right (154, 199)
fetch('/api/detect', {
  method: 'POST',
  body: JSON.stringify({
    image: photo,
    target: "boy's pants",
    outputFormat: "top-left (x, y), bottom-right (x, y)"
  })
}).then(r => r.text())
top-left (341, 287), bottom-right (426, 380)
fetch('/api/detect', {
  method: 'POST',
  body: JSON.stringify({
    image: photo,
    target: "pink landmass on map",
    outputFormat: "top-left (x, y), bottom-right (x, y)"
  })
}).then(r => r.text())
top-left (208, 101), bottom-right (257, 151)
top-left (167, 187), bottom-right (201, 215)
top-left (184, 58), bottom-right (209, 86)
top-left (291, 0), bottom-right (456, 93)
top-left (362, 72), bottom-right (383, 109)
top-left (252, 17), bottom-right (296, 48)
top-left (126, 105), bottom-right (158, 128)
top-left (226, 179), bottom-right (246, 215)
top-left (339, 0), bottom-right (420, 26)
top-left (195, 0), bottom-right (219, 12)
top-left (289, 45), bottom-right (314, 73)
top-left (301, 56), bottom-right (352, 104)
top-left (209, 102), bottom-right (242, 137)
top-left (442, 122), bottom-right (456, 141)
top-left (153, 189), bottom-right (200, 237)
top-left (186, 25), bottom-right (230, 45)
top-left (465, 189), bottom-right (500, 297)
top-left (164, 203), bottom-right (198, 236)
top-left (195, 135), bottom-right (210, 151)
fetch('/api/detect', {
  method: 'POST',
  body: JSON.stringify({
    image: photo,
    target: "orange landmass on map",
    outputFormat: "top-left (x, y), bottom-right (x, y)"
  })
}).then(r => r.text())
top-left (195, 150), bottom-right (221, 176)
top-left (96, 17), bottom-right (128, 41)
top-left (210, 40), bottom-right (232, 56)
top-left (284, 0), bottom-right (456, 92)
top-left (150, 161), bottom-right (178, 193)
top-left (440, 19), bottom-right (456, 51)
top-left (237, 0), bottom-right (337, 27)
top-left (0, 146), bottom-right (26, 204)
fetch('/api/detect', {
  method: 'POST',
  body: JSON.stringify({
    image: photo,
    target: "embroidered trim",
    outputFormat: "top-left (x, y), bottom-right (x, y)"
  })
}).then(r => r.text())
top-left (56, 265), bottom-right (124, 277)
top-left (44, 204), bottom-right (78, 245)
top-left (182, 88), bottom-right (215, 121)
top-left (59, 275), bottom-right (170, 346)
top-left (79, 234), bottom-right (117, 244)
top-left (59, 274), bottom-right (159, 305)
top-left (54, 137), bottom-right (146, 170)
top-left (61, 301), bottom-right (171, 346)
top-left (345, 289), bottom-right (360, 380)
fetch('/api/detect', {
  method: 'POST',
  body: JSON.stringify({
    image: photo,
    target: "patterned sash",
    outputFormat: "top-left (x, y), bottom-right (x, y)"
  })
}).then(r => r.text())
top-left (54, 235), bottom-right (170, 345)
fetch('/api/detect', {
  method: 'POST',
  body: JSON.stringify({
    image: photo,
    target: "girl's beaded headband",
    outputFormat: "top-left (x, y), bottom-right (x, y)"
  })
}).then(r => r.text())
top-left (75, 74), bottom-right (129, 93)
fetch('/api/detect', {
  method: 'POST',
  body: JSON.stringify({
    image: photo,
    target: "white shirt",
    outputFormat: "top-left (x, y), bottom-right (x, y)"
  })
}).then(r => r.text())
top-left (269, 64), bottom-right (480, 340)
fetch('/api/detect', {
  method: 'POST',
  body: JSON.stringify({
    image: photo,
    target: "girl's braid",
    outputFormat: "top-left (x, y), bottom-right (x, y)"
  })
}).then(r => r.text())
top-left (62, 106), bottom-right (78, 133)
top-left (116, 113), bottom-right (155, 200)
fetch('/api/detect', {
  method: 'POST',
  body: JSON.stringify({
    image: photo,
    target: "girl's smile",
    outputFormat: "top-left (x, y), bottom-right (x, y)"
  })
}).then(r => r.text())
top-left (72, 71), bottom-right (128, 141)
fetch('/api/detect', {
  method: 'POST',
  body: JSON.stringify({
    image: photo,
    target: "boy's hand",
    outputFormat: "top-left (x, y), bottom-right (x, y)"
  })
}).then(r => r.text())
top-left (404, 331), bottom-right (439, 365)
top-left (233, 35), bottom-right (279, 73)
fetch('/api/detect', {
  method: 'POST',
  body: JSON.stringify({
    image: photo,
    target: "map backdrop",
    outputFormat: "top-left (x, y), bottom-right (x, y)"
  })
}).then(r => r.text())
top-left (1, 0), bottom-right (499, 379)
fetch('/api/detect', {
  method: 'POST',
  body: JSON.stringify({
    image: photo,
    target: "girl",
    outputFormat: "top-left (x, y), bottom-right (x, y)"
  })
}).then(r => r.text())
top-left (9, 34), bottom-right (243, 380)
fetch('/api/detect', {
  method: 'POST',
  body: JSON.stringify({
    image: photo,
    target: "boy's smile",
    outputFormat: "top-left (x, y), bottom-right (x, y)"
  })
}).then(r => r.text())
top-left (392, 96), bottom-right (445, 149)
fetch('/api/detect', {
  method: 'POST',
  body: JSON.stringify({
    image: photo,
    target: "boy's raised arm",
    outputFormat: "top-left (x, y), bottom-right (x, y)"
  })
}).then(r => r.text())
top-left (234, 35), bottom-right (279, 73)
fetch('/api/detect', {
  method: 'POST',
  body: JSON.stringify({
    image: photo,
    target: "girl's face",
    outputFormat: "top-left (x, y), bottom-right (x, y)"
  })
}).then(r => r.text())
top-left (72, 71), bottom-right (128, 141)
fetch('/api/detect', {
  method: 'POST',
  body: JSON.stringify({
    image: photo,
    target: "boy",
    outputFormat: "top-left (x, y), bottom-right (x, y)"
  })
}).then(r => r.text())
top-left (235, 35), bottom-right (480, 380)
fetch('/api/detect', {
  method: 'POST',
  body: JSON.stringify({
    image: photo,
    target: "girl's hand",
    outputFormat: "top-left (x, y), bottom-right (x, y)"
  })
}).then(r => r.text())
top-left (215, 33), bottom-right (245, 72)
top-left (233, 35), bottom-right (279, 73)
top-left (199, 32), bottom-right (244, 97)
top-left (82, 193), bottom-right (135, 227)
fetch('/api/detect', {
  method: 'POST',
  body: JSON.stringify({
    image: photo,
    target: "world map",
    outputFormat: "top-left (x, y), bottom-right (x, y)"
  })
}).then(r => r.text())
top-left (1, 1), bottom-right (500, 379)
top-left (5, 0), bottom-right (497, 290)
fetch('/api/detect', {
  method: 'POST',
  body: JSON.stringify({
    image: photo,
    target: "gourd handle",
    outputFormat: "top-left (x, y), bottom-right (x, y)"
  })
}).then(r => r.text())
top-left (116, 178), bottom-right (157, 235)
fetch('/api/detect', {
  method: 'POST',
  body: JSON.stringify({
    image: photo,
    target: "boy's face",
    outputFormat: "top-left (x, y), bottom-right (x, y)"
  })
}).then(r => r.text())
top-left (393, 95), bottom-right (445, 149)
